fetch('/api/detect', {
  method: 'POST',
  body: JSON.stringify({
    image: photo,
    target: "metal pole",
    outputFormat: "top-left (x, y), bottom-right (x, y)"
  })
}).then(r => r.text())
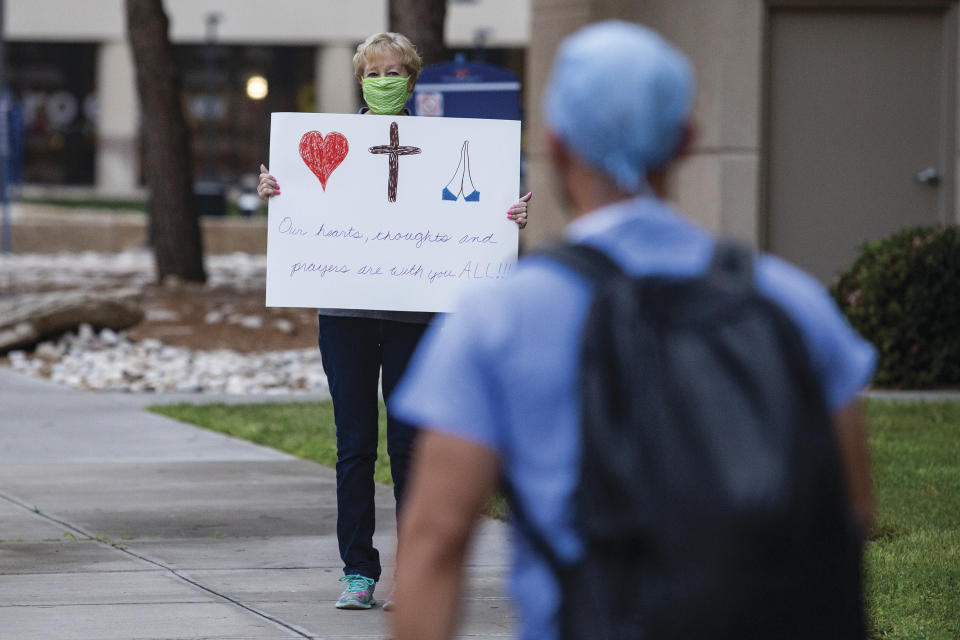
top-left (0, 0), bottom-right (10, 255)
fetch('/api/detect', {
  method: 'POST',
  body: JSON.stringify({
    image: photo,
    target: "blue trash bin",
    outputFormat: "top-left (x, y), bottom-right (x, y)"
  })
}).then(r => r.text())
top-left (409, 60), bottom-right (521, 121)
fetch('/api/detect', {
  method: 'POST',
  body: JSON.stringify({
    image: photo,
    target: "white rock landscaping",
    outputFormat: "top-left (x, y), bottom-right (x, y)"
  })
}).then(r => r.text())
top-left (8, 325), bottom-right (327, 394)
top-left (1, 250), bottom-right (327, 395)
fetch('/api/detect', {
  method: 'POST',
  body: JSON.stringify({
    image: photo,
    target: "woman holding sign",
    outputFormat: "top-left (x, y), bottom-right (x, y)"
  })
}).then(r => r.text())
top-left (258, 31), bottom-right (530, 612)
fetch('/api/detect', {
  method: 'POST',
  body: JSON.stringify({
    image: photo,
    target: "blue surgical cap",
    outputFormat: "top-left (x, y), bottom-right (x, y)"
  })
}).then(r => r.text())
top-left (543, 21), bottom-right (695, 193)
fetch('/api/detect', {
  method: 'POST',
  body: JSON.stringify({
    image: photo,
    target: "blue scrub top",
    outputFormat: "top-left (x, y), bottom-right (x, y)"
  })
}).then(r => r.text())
top-left (392, 194), bottom-right (876, 640)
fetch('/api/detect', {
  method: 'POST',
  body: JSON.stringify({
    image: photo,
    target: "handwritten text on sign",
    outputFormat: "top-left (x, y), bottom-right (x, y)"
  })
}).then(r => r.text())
top-left (266, 113), bottom-right (521, 312)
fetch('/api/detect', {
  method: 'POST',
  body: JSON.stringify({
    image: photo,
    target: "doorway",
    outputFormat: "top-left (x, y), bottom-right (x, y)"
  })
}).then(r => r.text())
top-left (764, 3), bottom-right (956, 282)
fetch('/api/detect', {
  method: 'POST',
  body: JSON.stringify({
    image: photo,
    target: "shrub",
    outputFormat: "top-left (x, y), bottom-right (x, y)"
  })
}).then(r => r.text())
top-left (830, 225), bottom-right (960, 388)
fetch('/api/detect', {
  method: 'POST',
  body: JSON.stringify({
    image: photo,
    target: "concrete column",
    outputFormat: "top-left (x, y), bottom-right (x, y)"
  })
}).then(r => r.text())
top-left (626, 0), bottom-right (763, 244)
top-left (525, 0), bottom-right (764, 246)
top-left (95, 40), bottom-right (140, 196)
top-left (524, 0), bottom-right (593, 248)
top-left (315, 43), bottom-right (360, 114)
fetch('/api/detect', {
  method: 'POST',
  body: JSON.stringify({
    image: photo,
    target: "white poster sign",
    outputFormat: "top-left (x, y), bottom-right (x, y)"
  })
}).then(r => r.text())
top-left (266, 113), bottom-right (521, 312)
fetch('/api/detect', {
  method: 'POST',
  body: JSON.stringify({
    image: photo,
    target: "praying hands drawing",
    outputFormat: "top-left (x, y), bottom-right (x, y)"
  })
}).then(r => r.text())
top-left (442, 140), bottom-right (480, 202)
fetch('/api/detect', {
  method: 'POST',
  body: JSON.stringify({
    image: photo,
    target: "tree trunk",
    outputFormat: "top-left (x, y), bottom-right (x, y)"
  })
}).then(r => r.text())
top-left (125, 0), bottom-right (206, 283)
top-left (390, 0), bottom-right (449, 67)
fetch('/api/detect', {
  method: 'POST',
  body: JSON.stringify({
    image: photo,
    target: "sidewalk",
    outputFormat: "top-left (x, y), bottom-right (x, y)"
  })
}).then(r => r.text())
top-left (0, 367), bottom-right (514, 639)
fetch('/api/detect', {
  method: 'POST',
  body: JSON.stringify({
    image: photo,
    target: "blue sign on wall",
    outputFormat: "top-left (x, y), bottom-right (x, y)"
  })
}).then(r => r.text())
top-left (410, 59), bottom-right (521, 121)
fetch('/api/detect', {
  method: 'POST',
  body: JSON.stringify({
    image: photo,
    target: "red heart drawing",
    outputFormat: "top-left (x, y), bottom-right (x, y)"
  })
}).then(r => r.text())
top-left (299, 130), bottom-right (349, 191)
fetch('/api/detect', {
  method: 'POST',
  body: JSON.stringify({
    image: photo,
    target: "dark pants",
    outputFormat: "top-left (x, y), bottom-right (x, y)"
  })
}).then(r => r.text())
top-left (317, 315), bottom-right (428, 581)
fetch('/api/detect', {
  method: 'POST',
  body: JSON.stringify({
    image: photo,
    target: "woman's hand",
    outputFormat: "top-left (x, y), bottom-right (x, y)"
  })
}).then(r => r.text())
top-left (507, 192), bottom-right (532, 230)
top-left (258, 164), bottom-right (281, 201)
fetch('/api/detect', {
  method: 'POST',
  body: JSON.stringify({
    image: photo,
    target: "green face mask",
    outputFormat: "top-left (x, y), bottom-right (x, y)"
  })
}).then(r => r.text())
top-left (362, 76), bottom-right (411, 115)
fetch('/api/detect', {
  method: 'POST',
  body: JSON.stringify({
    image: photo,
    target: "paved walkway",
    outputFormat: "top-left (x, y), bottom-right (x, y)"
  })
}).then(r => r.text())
top-left (0, 367), bottom-right (514, 639)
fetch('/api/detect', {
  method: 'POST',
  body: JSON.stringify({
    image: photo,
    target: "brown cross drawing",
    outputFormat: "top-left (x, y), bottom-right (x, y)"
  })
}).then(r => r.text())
top-left (368, 121), bottom-right (422, 202)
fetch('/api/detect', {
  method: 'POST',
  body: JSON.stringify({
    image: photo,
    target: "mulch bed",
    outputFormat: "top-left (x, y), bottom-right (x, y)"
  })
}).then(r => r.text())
top-left (126, 282), bottom-right (319, 353)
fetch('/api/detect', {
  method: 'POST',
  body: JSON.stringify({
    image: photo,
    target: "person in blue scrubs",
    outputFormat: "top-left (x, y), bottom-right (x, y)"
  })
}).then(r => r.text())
top-left (389, 21), bottom-right (876, 640)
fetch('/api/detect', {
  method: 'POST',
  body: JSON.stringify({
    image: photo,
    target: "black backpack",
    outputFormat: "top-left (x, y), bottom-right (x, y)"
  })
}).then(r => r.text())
top-left (507, 241), bottom-right (864, 639)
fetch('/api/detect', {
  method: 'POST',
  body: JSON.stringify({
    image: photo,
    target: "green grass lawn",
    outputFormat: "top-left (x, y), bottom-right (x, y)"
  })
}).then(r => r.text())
top-left (864, 400), bottom-right (960, 639)
top-left (150, 398), bottom-right (959, 639)
top-left (152, 400), bottom-right (394, 484)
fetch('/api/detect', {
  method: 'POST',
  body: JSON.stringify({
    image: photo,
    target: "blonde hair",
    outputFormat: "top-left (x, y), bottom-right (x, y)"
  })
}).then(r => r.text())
top-left (353, 32), bottom-right (423, 86)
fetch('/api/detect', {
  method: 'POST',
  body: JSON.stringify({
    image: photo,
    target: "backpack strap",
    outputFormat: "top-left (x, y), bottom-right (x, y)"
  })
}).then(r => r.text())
top-left (533, 242), bottom-right (625, 283)
top-left (540, 240), bottom-right (755, 291)
top-left (504, 242), bottom-right (627, 576)
top-left (500, 477), bottom-right (568, 574)
top-left (706, 239), bottom-right (755, 292)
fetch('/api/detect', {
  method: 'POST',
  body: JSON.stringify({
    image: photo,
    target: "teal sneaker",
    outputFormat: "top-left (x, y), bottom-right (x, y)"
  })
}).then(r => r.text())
top-left (335, 574), bottom-right (376, 610)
